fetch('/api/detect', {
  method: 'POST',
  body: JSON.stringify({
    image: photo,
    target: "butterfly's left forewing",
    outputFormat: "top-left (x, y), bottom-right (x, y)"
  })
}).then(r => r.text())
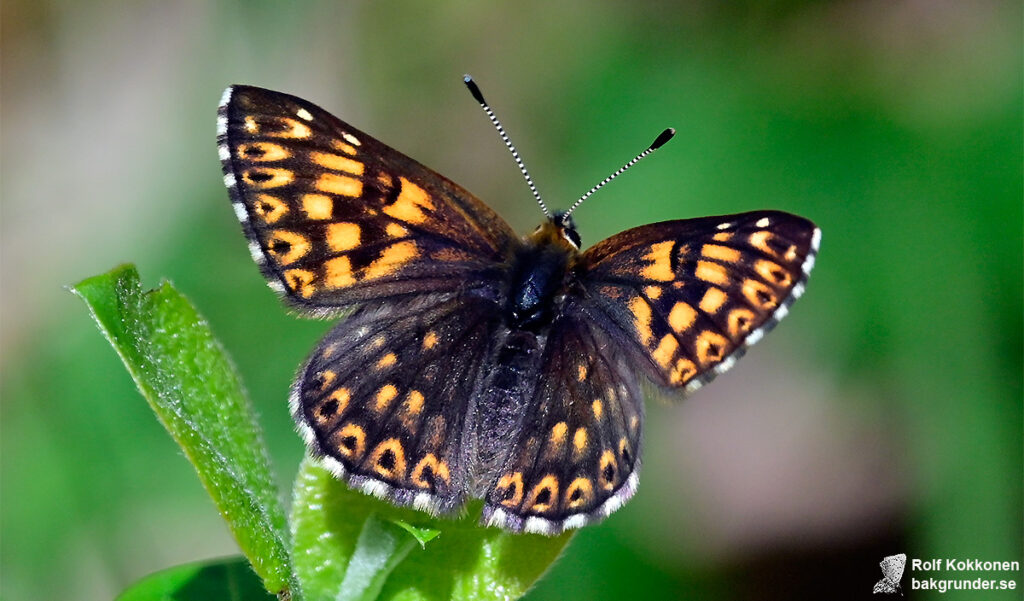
top-left (580, 211), bottom-right (820, 393)
top-left (218, 85), bottom-right (519, 312)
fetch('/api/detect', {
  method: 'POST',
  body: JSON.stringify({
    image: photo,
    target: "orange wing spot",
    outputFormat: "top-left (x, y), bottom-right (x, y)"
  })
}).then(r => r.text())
top-left (326, 222), bottom-right (362, 252)
top-left (712, 232), bottom-right (732, 242)
top-left (629, 296), bottom-right (654, 346)
top-left (701, 244), bottom-right (741, 263)
top-left (696, 261), bottom-right (730, 286)
top-left (253, 194), bottom-right (289, 223)
top-left (670, 357), bottom-right (697, 385)
top-left (573, 427), bottom-right (588, 454)
top-left (331, 139), bottom-right (357, 156)
top-left (376, 172), bottom-right (394, 189)
top-left (641, 241), bottom-right (676, 281)
top-left (334, 423), bottom-right (366, 460)
top-left (592, 400), bottom-right (604, 420)
top-left (301, 194), bottom-right (333, 220)
top-left (267, 230), bottom-right (311, 265)
top-left (311, 152), bottom-right (365, 176)
top-left (699, 287), bottom-right (728, 314)
top-left (411, 453), bottom-right (450, 489)
top-left (727, 308), bottom-right (757, 338)
top-left (422, 331), bottom-right (438, 350)
top-left (600, 285), bottom-right (623, 299)
top-left (549, 421), bottom-right (568, 450)
top-left (598, 451), bottom-right (618, 491)
top-left (374, 384), bottom-right (398, 413)
top-left (243, 115), bottom-right (259, 133)
top-left (695, 330), bottom-right (731, 366)
top-left (382, 178), bottom-right (435, 224)
top-left (577, 364), bottom-right (588, 381)
top-left (496, 472), bottom-right (525, 508)
top-left (282, 269), bottom-right (316, 297)
top-left (784, 245), bottom-right (799, 262)
top-left (425, 415), bottom-right (446, 450)
top-left (266, 117), bottom-right (311, 139)
top-left (243, 167), bottom-right (293, 189)
top-left (317, 370), bottom-right (336, 390)
top-left (385, 222), bottom-right (409, 238)
top-left (754, 259), bottom-right (791, 286)
top-left (524, 475), bottom-right (560, 514)
top-left (321, 342), bottom-right (340, 360)
top-left (326, 387), bottom-right (351, 416)
top-left (644, 285), bottom-right (662, 299)
top-left (363, 241), bottom-right (419, 280)
top-left (325, 256), bottom-right (356, 288)
top-left (375, 353), bottom-right (397, 370)
top-left (368, 438), bottom-right (407, 480)
top-left (431, 247), bottom-right (474, 262)
top-left (316, 172), bottom-right (363, 197)
top-left (668, 301), bottom-right (697, 333)
top-left (742, 278), bottom-right (777, 310)
top-left (397, 390), bottom-right (424, 434)
top-left (370, 336), bottom-right (386, 349)
top-left (238, 142), bottom-right (290, 162)
top-left (565, 477), bottom-right (594, 510)
top-left (749, 231), bottom-right (779, 257)
top-left (652, 334), bottom-right (679, 369)
top-left (619, 437), bottom-right (634, 465)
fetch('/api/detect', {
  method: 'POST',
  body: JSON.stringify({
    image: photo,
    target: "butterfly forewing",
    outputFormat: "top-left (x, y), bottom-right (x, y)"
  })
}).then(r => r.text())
top-left (482, 304), bottom-right (644, 534)
top-left (581, 211), bottom-right (820, 393)
top-left (294, 293), bottom-right (503, 513)
top-left (218, 85), bottom-right (519, 312)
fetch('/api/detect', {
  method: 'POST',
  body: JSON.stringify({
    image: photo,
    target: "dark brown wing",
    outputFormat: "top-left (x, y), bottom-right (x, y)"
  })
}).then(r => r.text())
top-left (294, 292), bottom-right (504, 514)
top-left (217, 85), bottom-right (519, 313)
top-left (579, 210), bottom-right (820, 393)
top-left (481, 301), bottom-right (644, 534)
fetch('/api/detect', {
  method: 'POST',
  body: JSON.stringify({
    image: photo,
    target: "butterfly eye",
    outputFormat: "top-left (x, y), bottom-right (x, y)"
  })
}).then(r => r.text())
top-left (562, 226), bottom-right (582, 249)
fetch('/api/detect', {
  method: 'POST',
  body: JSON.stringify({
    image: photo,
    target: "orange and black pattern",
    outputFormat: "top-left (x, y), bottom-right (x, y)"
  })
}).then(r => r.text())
top-left (218, 85), bottom-right (821, 535)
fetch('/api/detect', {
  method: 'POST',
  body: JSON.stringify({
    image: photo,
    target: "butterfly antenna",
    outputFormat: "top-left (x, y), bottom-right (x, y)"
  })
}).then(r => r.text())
top-left (464, 75), bottom-right (551, 218)
top-left (561, 127), bottom-right (676, 222)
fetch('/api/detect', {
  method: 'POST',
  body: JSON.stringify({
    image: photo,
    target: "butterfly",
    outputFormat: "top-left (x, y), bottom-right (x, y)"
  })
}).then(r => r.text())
top-left (216, 80), bottom-right (820, 535)
top-left (873, 553), bottom-right (907, 595)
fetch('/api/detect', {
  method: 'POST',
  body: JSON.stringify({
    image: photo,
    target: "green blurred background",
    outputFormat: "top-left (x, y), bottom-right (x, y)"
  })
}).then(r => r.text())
top-left (2, 1), bottom-right (1020, 599)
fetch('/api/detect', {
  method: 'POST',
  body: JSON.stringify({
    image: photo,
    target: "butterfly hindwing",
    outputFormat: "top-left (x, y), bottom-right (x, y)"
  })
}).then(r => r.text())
top-left (581, 211), bottom-right (820, 393)
top-left (293, 292), bottom-right (504, 513)
top-left (482, 303), bottom-right (644, 534)
top-left (217, 85), bottom-right (519, 312)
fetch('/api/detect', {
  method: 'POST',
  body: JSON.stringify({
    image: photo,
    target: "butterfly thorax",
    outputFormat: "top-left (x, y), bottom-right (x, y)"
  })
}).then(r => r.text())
top-left (505, 219), bottom-right (579, 332)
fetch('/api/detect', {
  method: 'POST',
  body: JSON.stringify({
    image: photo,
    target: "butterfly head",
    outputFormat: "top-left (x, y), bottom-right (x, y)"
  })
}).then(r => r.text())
top-left (530, 211), bottom-right (581, 251)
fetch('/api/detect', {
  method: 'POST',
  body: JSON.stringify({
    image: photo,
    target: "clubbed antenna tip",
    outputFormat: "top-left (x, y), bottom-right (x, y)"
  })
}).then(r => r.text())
top-left (463, 75), bottom-right (486, 105)
top-left (651, 128), bottom-right (676, 150)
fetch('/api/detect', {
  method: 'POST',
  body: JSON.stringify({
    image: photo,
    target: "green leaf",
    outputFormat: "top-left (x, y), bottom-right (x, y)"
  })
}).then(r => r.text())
top-left (290, 457), bottom-right (573, 601)
top-left (71, 265), bottom-right (300, 599)
top-left (391, 521), bottom-right (441, 548)
top-left (335, 515), bottom-right (420, 601)
top-left (116, 557), bottom-right (276, 601)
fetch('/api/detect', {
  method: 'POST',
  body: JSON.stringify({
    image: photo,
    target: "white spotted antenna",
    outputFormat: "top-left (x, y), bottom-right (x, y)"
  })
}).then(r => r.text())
top-left (464, 75), bottom-right (551, 218)
top-left (561, 127), bottom-right (675, 223)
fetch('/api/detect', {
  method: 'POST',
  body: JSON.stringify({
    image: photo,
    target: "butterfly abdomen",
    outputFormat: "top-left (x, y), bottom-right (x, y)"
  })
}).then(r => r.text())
top-left (465, 330), bottom-right (545, 493)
